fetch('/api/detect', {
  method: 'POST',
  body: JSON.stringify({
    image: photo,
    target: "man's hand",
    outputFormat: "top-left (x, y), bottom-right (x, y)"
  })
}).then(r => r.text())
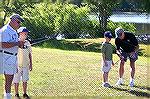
top-left (116, 50), bottom-right (124, 60)
top-left (129, 52), bottom-right (136, 59)
top-left (29, 64), bottom-right (32, 71)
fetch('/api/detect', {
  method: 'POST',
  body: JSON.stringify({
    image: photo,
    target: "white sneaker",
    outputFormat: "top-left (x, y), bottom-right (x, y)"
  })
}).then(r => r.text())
top-left (115, 79), bottom-right (123, 85)
top-left (129, 81), bottom-right (134, 87)
top-left (4, 93), bottom-right (11, 99)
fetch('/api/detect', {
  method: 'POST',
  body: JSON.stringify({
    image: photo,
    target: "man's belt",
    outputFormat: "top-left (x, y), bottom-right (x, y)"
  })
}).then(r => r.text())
top-left (0, 50), bottom-right (17, 56)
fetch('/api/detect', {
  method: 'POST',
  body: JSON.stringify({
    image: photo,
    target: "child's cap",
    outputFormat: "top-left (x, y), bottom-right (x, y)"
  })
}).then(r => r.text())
top-left (17, 27), bottom-right (30, 33)
top-left (104, 31), bottom-right (113, 38)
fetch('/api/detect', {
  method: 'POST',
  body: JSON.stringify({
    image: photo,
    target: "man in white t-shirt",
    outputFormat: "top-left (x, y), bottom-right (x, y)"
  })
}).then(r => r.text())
top-left (13, 27), bottom-right (32, 99)
top-left (0, 14), bottom-right (24, 99)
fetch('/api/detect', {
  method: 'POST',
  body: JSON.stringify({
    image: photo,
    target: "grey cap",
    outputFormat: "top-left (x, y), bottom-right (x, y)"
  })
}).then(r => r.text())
top-left (115, 27), bottom-right (124, 38)
top-left (10, 14), bottom-right (24, 22)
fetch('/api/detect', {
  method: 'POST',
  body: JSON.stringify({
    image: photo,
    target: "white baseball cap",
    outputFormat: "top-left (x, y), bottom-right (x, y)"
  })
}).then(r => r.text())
top-left (17, 27), bottom-right (30, 33)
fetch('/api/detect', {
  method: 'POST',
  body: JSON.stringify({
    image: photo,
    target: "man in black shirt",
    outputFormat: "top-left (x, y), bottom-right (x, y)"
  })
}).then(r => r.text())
top-left (115, 27), bottom-right (139, 87)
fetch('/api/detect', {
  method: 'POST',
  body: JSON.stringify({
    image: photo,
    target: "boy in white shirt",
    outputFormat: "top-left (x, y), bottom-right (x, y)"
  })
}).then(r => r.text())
top-left (13, 27), bottom-right (32, 99)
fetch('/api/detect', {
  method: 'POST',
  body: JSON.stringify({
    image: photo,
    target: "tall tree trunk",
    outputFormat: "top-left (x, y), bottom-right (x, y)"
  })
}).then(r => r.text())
top-left (98, 3), bottom-right (108, 33)
top-left (100, 11), bottom-right (107, 32)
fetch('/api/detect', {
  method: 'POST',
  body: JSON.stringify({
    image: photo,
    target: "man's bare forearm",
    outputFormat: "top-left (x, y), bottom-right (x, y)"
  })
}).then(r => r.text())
top-left (134, 45), bottom-right (139, 52)
top-left (1, 42), bottom-right (18, 48)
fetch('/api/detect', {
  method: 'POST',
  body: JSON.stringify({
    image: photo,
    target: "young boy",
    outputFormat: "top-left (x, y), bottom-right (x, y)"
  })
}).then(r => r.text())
top-left (101, 31), bottom-right (114, 87)
top-left (13, 27), bottom-right (32, 99)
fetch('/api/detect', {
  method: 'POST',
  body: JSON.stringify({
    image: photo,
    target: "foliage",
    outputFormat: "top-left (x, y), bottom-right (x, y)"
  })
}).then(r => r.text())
top-left (83, 0), bottom-right (120, 32)
top-left (22, 3), bottom-right (97, 39)
top-left (0, 0), bottom-right (35, 26)
top-left (107, 21), bottom-right (136, 34)
top-left (22, 3), bottom-right (55, 39)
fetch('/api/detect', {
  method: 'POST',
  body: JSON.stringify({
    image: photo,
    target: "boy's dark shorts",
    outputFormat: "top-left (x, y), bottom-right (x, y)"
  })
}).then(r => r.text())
top-left (120, 50), bottom-right (138, 62)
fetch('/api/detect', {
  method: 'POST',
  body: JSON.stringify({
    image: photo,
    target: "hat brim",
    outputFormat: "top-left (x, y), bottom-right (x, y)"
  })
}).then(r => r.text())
top-left (18, 17), bottom-right (24, 22)
top-left (18, 29), bottom-right (29, 33)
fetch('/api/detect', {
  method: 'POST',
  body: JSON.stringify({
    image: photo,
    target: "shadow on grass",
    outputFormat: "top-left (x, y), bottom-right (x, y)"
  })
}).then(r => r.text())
top-left (110, 86), bottom-right (150, 98)
top-left (33, 39), bottom-right (116, 53)
top-left (134, 85), bottom-right (150, 91)
top-left (121, 84), bottom-right (150, 91)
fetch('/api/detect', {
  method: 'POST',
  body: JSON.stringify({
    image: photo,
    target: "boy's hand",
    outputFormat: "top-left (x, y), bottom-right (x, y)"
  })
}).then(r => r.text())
top-left (112, 61), bottom-right (114, 66)
top-left (104, 61), bottom-right (108, 67)
top-left (29, 65), bottom-right (32, 71)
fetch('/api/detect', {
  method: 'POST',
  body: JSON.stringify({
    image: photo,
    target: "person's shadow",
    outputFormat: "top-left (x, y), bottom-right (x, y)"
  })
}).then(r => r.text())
top-left (109, 84), bottom-right (150, 98)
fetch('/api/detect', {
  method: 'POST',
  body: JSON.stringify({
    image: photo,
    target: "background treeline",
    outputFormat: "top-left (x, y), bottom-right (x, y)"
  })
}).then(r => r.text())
top-left (0, 0), bottom-right (150, 39)
top-left (22, 3), bottom-right (136, 39)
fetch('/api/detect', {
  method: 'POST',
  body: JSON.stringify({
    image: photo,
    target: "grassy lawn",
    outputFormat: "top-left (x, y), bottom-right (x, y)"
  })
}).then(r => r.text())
top-left (0, 38), bottom-right (149, 99)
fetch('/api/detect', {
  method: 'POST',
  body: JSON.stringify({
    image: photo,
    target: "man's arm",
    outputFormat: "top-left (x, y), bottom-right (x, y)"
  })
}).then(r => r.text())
top-left (134, 45), bottom-right (139, 52)
top-left (29, 53), bottom-right (32, 71)
top-left (1, 41), bottom-right (24, 48)
top-left (2, 42), bottom-right (19, 48)
top-left (129, 34), bottom-right (139, 52)
top-left (115, 38), bottom-right (122, 58)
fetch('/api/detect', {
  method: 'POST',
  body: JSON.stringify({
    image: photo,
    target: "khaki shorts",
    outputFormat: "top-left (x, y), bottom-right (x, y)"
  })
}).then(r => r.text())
top-left (13, 67), bottom-right (29, 83)
top-left (101, 60), bottom-right (112, 72)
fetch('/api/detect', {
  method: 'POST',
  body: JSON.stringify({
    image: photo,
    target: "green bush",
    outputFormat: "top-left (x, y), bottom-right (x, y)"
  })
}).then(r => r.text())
top-left (22, 3), bottom-right (95, 39)
top-left (107, 21), bottom-right (136, 36)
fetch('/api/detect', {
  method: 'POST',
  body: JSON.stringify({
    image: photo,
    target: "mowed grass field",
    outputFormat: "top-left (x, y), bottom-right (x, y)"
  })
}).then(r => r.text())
top-left (0, 38), bottom-right (150, 99)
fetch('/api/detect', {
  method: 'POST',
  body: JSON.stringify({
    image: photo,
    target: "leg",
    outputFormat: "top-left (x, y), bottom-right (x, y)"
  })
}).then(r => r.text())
top-left (103, 72), bottom-right (108, 83)
top-left (23, 82), bottom-right (27, 94)
top-left (130, 61), bottom-right (135, 79)
top-left (116, 60), bottom-right (125, 85)
top-left (4, 74), bottom-right (14, 93)
top-left (23, 82), bottom-right (30, 98)
top-left (102, 72), bottom-right (111, 87)
top-left (14, 83), bottom-right (19, 94)
top-left (119, 60), bottom-right (125, 78)
top-left (129, 61), bottom-right (135, 87)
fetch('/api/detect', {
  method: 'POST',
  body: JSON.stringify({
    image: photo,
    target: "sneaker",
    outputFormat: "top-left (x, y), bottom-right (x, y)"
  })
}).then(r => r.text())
top-left (115, 79), bottom-right (123, 86)
top-left (102, 83), bottom-right (111, 88)
top-left (15, 94), bottom-right (21, 99)
top-left (23, 93), bottom-right (30, 99)
top-left (4, 93), bottom-right (12, 99)
top-left (129, 81), bottom-right (134, 87)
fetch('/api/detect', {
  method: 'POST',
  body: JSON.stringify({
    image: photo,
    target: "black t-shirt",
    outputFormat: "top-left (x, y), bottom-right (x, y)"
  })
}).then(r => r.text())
top-left (115, 32), bottom-right (138, 53)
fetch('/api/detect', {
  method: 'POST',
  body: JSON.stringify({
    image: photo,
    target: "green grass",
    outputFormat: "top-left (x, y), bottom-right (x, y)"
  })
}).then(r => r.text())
top-left (0, 38), bottom-right (149, 99)
top-left (26, 48), bottom-right (150, 98)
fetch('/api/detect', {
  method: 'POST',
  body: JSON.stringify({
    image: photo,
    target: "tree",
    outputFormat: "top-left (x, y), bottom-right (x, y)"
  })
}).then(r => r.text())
top-left (84, 0), bottom-right (119, 33)
top-left (0, 0), bottom-right (40, 26)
